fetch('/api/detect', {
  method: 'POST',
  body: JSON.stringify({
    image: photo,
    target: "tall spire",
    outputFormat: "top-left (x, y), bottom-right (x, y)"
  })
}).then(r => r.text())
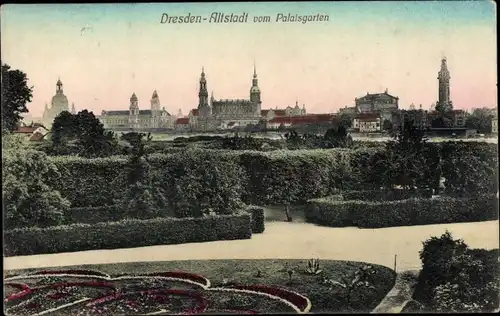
top-left (253, 61), bottom-right (257, 78)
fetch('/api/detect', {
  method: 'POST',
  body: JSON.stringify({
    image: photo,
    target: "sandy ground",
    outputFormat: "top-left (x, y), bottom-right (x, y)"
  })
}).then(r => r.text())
top-left (4, 220), bottom-right (499, 272)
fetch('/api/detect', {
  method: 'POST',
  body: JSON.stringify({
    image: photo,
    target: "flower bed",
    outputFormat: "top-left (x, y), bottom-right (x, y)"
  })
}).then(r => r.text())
top-left (4, 269), bottom-right (312, 315)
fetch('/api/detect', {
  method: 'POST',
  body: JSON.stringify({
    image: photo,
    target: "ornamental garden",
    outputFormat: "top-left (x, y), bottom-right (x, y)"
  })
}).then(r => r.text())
top-left (3, 122), bottom-right (499, 313)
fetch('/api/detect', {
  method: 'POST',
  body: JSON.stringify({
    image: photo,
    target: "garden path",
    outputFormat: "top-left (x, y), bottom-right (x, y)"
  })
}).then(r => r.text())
top-left (4, 220), bottom-right (498, 272)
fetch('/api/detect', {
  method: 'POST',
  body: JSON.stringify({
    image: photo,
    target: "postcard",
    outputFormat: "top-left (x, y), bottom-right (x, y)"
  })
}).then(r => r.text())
top-left (2, 1), bottom-right (498, 314)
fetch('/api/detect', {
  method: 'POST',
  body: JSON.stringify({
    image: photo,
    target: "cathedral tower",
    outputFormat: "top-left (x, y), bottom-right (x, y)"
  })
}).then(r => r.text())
top-left (436, 57), bottom-right (453, 113)
top-left (249, 65), bottom-right (261, 116)
top-left (151, 90), bottom-right (161, 128)
top-left (129, 93), bottom-right (139, 129)
top-left (198, 67), bottom-right (211, 118)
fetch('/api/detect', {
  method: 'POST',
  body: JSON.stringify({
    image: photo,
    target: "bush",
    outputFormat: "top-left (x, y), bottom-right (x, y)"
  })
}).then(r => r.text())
top-left (4, 212), bottom-right (253, 256)
top-left (244, 205), bottom-right (265, 233)
top-left (304, 195), bottom-right (499, 228)
top-left (341, 189), bottom-right (433, 201)
top-left (413, 232), bottom-right (499, 312)
top-left (2, 148), bottom-right (70, 229)
top-left (64, 205), bottom-right (122, 224)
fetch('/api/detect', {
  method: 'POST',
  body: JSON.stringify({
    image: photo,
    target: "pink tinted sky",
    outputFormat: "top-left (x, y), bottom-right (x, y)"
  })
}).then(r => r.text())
top-left (1, 2), bottom-right (497, 118)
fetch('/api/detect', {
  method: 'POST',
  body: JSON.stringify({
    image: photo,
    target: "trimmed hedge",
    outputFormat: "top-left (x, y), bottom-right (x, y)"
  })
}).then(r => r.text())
top-left (305, 195), bottom-right (499, 228)
top-left (46, 142), bottom-right (498, 208)
top-left (341, 189), bottom-right (433, 201)
top-left (244, 205), bottom-right (265, 234)
top-left (4, 213), bottom-right (252, 257)
top-left (65, 205), bottom-right (265, 234)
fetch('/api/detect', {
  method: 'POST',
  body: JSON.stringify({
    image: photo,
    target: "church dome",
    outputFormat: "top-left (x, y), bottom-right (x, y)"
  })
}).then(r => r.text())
top-left (250, 86), bottom-right (260, 93)
top-left (51, 94), bottom-right (69, 111)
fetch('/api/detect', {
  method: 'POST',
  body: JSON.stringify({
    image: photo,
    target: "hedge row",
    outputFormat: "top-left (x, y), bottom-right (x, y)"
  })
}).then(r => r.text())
top-left (47, 142), bottom-right (498, 208)
top-left (340, 189), bottom-right (433, 201)
top-left (304, 195), bottom-right (499, 228)
top-left (65, 204), bottom-right (266, 234)
top-left (4, 212), bottom-right (252, 256)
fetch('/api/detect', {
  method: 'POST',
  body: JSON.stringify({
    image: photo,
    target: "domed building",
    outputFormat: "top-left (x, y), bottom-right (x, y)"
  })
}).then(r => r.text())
top-left (42, 78), bottom-right (71, 127)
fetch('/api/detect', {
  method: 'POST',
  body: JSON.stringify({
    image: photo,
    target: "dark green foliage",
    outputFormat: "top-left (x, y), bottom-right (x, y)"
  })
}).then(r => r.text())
top-left (439, 141), bottom-right (498, 196)
top-left (4, 213), bottom-right (253, 256)
top-left (64, 205), bottom-right (122, 224)
top-left (47, 142), bottom-right (497, 208)
top-left (51, 110), bottom-right (120, 157)
top-left (1, 64), bottom-right (33, 132)
top-left (244, 205), bottom-right (265, 233)
top-left (413, 233), bottom-right (499, 312)
top-left (465, 107), bottom-right (495, 134)
top-left (305, 195), bottom-right (499, 228)
top-left (2, 147), bottom-right (70, 229)
top-left (341, 189), bottom-right (433, 201)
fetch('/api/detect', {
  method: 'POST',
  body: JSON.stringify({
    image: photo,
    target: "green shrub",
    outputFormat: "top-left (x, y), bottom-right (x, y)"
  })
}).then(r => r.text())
top-left (4, 212), bottom-right (252, 256)
top-left (244, 205), bottom-right (265, 233)
top-left (2, 149), bottom-right (70, 229)
top-left (47, 142), bottom-right (498, 209)
top-left (341, 189), bottom-right (433, 201)
top-left (236, 149), bottom-right (357, 205)
top-left (64, 205), bottom-right (122, 224)
top-left (413, 232), bottom-right (499, 312)
top-left (305, 195), bottom-right (499, 228)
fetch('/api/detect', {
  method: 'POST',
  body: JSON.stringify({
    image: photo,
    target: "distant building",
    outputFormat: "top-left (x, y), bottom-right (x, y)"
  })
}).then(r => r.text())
top-left (13, 125), bottom-right (49, 141)
top-left (492, 116), bottom-right (498, 134)
top-left (435, 57), bottom-right (453, 113)
top-left (266, 114), bottom-right (335, 130)
top-left (353, 113), bottom-right (381, 133)
top-left (42, 78), bottom-right (72, 127)
top-left (100, 91), bottom-right (175, 130)
top-left (398, 107), bottom-right (429, 130)
top-left (354, 89), bottom-right (399, 123)
top-left (174, 117), bottom-right (191, 132)
top-left (338, 106), bottom-right (357, 116)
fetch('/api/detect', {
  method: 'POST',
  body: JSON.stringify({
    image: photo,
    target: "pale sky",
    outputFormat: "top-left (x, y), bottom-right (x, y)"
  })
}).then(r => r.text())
top-left (1, 1), bottom-right (497, 118)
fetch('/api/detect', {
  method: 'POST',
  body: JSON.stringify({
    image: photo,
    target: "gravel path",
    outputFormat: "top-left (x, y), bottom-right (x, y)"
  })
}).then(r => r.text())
top-left (4, 220), bottom-right (499, 272)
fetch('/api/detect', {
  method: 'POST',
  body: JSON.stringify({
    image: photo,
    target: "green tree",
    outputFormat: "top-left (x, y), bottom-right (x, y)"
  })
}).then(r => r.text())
top-left (1, 64), bottom-right (33, 132)
top-left (2, 137), bottom-right (70, 229)
top-left (117, 132), bottom-right (168, 219)
top-left (465, 108), bottom-right (494, 134)
top-left (51, 111), bottom-right (78, 145)
top-left (51, 110), bottom-right (119, 157)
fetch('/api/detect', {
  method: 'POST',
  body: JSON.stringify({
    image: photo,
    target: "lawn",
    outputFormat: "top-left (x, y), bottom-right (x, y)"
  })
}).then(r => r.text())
top-left (4, 259), bottom-right (396, 314)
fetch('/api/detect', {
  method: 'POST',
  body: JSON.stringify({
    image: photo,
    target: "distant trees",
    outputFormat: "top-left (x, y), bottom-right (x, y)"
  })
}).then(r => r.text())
top-left (51, 110), bottom-right (119, 157)
top-left (382, 119), bottom-right (393, 131)
top-left (465, 108), bottom-right (495, 133)
top-left (1, 64), bottom-right (33, 133)
top-left (369, 120), bottom-right (430, 190)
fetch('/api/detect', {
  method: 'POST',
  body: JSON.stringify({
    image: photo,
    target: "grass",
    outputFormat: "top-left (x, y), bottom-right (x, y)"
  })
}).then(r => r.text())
top-left (5, 259), bottom-right (396, 313)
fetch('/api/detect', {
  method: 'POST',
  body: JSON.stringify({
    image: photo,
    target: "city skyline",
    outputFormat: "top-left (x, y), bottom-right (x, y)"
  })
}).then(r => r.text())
top-left (1, 1), bottom-right (497, 118)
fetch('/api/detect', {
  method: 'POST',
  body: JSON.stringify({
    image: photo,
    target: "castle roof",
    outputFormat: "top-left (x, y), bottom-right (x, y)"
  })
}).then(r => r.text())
top-left (103, 110), bottom-right (129, 116)
top-left (357, 91), bottom-right (398, 101)
top-left (176, 117), bottom-right (190, 125)
top-left (130, 93), bottom-right (138, 101)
